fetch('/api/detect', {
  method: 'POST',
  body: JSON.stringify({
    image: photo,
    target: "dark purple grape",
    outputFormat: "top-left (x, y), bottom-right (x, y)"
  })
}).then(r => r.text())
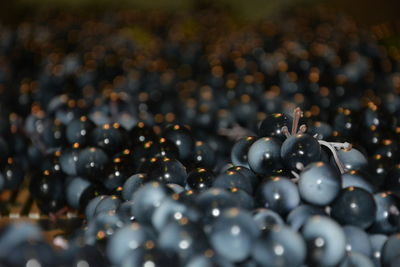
top-left (298, 161), bottom-right (341, 206)
top-left (59, 144), bottom-right (81, 176)
top-left (382, 234), bottom-right (400, 267)
top-left (129, 122), bottom-right (158, 146)
top-left (360, 103), bottom-right (396, 131)
top-left (84, 195), bottom-right (121, 222)
top-left (187, 168), bottom-right (215, 192)
top-left (248, 137), bottom-right (283, 175)
top-left (228, 166), bottom-right (258, 188)
top-left (29, 170), bottom-right (65, 204)
top-left (213, 169), bottom-right (253, 194)
top-left (132, 182), bottom-right (170, 225)
top-left (91, 123), bottom-right (127, 155)
top-left (360, 126), bottom-right (386, 152)
top-left (122, 173), bottom-right (147, 201)
top-left (164, 124), bottom-right (195, 163)
top-left (85, 195), bottom-right (107, 221)
top-left (368, 154), bottom-right (391, 189)
top-left (66, 176), bottom-right (93, 209)
top-left (374, 139), bottom-right (400, 165)
top-left (287, 205), bottom-right (326, 231)
top-left (134, 138), bottom-right (180, 162)
top-left (331, 187), bottom-right (377, 229)
top-left (130, 141), bottom-right (158, 172)
top-left (146, 157), bottom-right (187, 186)
top-left (2, 157), bottom-right (25, 190)
top-left (92, 195), bottom-right (121, 217)
top-left (77, 185), bottom-right (105, 212)
top-left (343, 225), bottom-right (372, 257)
top-left (154, 137), bottom-right (180, 159)
top-left (85, 210), bottom-right (124, 245)
top-left (193, 140), bottom-right (216, 169)
top-left (370, 192), bottom-right (400, 234)
top-left (102, 155), bottom-right (134, 192)
top-left (76, 147), bottom-right (109, 180)
top-left (333, 108), bottom-right (358, 138)
top-left (230, 136), bottom-right (257, 168)
top-left (151, 197), bottom-right (201, 232)
top-left (336, 148), bottom-right (368, 172)
top-left (209, 208), bottom-right (259, 262)
top-left (178, 190), bottom-right (198, 207)
top-left (342, 170), bottom-right (376, 193)
top-left (195, 188), bottom-right (238, 224)
top-left (41, 119), bottom-right (67, 148)
top-left (252, 225), bottom-right (306, 267)
top-left (253, 208), bottom-right (284, 232)
top-left (106, 223), bottom-right (155, 266)
top-left (117, 200), bottom-right (135, 223)
top-left (258, 113), bottom-right (292, 141)
top-left (369, 234), bottom-right (387, 267)
top-left (66, 116), bottom-right (95, 146)
top-left (216, 189), bottom-right (249, 213)
top-left (302, 216), bottom-right (346, 266)
top-left (256, 176), bottom-right (300, 216)
top-left (40, 150), bottom-right (64, 175)
top-left (281, 133), bottom-right (321, 171)
top-left (47, 96), bottom-right (84, 124)
top-left (158, 219), bottom-right (209, 261)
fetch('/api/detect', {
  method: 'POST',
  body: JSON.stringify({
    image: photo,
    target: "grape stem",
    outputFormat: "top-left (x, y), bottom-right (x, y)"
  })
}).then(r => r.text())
top-left (318, 140), bottom-right (347, 174)
top-left (281, 107), bottom-right (352, 174)
top-left (291, 171), bottom-right (300, 182)
top-left (291, 162), bottom-right (304, 182)
top-left (292, 107), bottom-right (302, 135)
top-left (281, 126), bottom-right (291, 138)
top-left (281, 107), bottom-right (308, 137)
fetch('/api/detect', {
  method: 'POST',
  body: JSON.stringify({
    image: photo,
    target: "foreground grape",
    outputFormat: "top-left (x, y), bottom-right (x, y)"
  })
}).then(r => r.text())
top-left (0, 5), bottom-right (400, 267)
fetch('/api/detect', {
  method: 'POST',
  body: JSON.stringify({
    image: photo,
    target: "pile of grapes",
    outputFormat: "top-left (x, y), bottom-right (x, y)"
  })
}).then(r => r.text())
top-left (1, 7), bottom-right (400, 267)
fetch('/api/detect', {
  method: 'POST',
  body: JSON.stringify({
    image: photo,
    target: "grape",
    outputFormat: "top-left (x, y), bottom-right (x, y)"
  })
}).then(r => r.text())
top-left (298, 161), bottom-right (341, 206)
top-left (302, 216), bottom-right (346, 266)
top-left (331, 187), bottom-right (377, 229)
top-left (281, 134), bottom-right (321, 171)
top-left (209, 208), bottom-right (259, 262)
top-left (256, 177), bottom-right (300, 216)
top-left (248, 137), bottom-right (283, 176)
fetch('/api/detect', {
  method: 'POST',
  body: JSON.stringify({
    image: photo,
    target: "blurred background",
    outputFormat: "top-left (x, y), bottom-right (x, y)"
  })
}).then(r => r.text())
top-left (3, 0), bottom-right (400, 56)
top-left (2, 0), bottom-right (400, 25)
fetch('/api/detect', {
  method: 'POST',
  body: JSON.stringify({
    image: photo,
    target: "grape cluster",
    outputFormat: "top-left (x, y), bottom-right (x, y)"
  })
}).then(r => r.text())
top-left (0, 6), bottom-right (400, 267)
